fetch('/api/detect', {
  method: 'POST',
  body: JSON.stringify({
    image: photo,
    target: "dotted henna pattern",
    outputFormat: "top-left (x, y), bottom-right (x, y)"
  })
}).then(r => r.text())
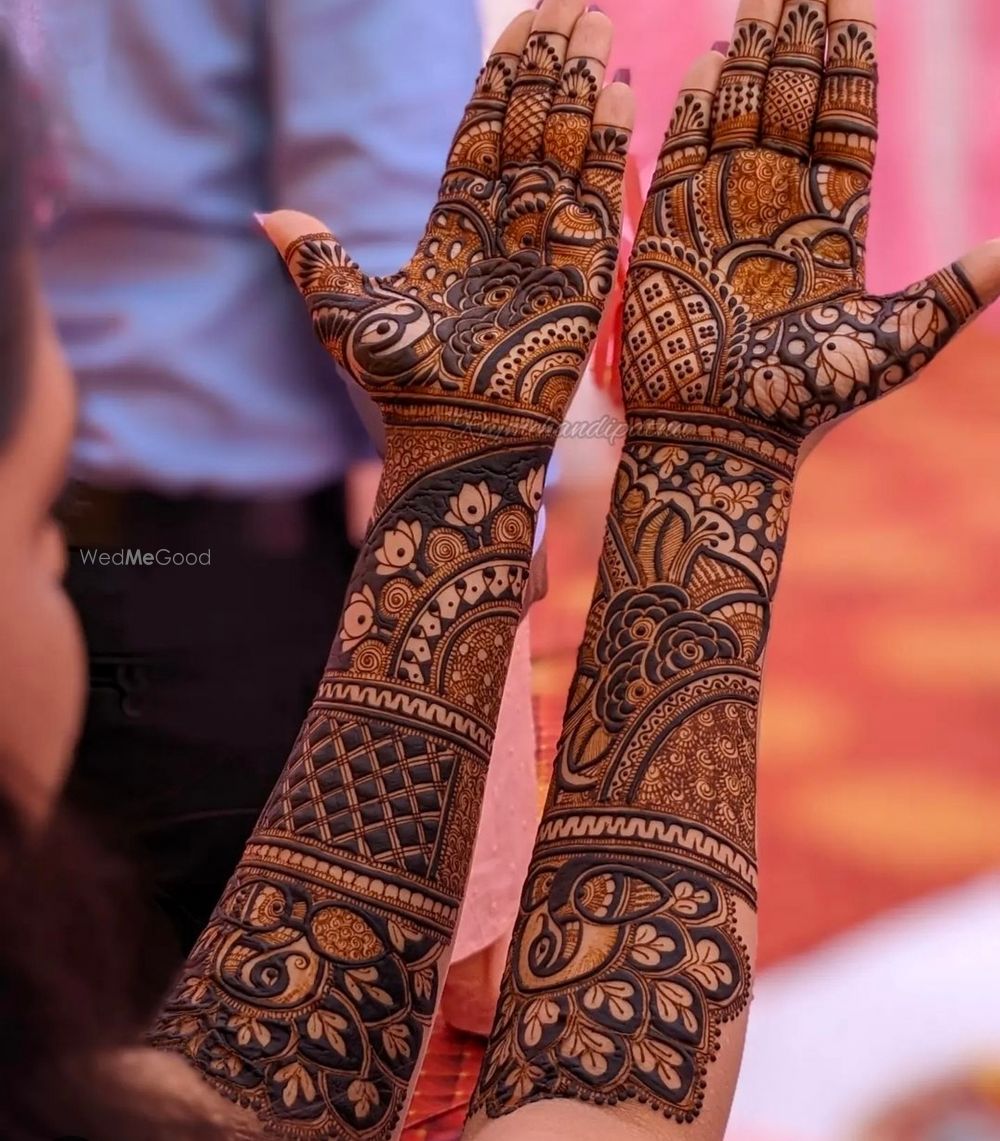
top-left (150, 14), bottom-right (630, 1140)
top-left (473, 0), bottom-right (983, 1126)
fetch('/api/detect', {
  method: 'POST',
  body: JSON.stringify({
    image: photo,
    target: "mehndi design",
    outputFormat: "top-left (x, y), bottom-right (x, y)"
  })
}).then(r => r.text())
top-left (151, 6), bottom-right (631, 1139)
top-left (473, 0), bottom-right (996, 1127)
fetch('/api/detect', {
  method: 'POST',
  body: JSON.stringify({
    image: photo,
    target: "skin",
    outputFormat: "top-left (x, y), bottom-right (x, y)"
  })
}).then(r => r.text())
top-left (467, 1), bottom-right (1000, 1140)
top-left (0, 255), bottom-right (83, 825)
top-left (0, 255), bottom-right (262, 1134)
top-left (6, 3), bottom-right (995, 1137)
top-left (152, 5), bottom-right (634, 1139)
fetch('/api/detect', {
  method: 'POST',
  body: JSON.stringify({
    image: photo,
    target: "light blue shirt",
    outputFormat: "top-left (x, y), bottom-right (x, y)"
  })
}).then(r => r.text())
top-left (35, 0), bottom-right (481, 494)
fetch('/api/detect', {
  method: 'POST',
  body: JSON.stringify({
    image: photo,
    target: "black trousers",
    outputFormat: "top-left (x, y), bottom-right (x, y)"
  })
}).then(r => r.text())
top-left (61, 483), bottom-right (356, 987)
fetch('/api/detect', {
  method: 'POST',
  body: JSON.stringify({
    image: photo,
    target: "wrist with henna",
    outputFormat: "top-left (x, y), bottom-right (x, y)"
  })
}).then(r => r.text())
top-left (471, 426), bottom-right (792, 1124)
top-left (471, 0), bottom-right (995, 1126)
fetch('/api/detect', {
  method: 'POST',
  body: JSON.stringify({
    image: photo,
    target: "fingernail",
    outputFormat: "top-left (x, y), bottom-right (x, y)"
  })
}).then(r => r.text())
top-left (253, 211), bottom-right (268, 228)
top-left (712, 40), bottom-right (730, 54)
top-left (613, 67), bottom-right (631, 84)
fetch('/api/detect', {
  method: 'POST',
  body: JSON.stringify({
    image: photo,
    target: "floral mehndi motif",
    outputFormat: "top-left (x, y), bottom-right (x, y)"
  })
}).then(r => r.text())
top-left (475, 0), bottom-right (990, 1130)
top-left (152, 7), bottom-right (631, 1141)
top-left (283, 34), bottom-right (629, 442)
top-left (618, 3), bottom-right (980, 439)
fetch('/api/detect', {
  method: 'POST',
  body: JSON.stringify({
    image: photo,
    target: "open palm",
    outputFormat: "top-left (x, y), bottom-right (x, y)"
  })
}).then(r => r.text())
top-left (622, 0), bottom-right (998, 442)
top-left (264, 5), bottom-right (632, 442)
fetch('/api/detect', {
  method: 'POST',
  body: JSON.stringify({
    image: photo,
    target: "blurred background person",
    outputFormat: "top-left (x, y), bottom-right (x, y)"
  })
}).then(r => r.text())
top-left (0, 34), bottom-right (262, 1137)
top-left (26, 0), bottom-right (481, 985)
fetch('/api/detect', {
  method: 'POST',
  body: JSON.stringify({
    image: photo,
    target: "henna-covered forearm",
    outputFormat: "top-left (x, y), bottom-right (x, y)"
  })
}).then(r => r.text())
top-left (471, 0), bottom-right (994, 1131)
top-left (471, 427), bottom-right (792, 1123)
top-left (151, 425), bottom-right (549, 1137)
top-left (150, 4), bottom-right (634, 1136)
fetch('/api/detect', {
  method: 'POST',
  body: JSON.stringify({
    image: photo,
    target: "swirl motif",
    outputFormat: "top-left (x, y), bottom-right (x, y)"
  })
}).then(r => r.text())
top-left (280, 27), bottom-right (630, 451)
top-left (153, 11), bottom-right (633, 1137)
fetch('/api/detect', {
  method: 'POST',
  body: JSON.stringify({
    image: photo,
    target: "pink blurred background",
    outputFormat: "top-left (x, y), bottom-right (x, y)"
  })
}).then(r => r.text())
top-left (484, 0), bottom-right (1000, 311)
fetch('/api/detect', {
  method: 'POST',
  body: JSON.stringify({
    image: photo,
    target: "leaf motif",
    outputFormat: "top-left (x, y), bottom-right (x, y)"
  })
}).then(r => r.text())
top-left (522, 997), bottom-right (561, 1047)
top-left (630, 923), bottom-right (676, 968)
top-left (178, 976), bottom-right (212, 1004)
top-left (348, 1078), bottom-right (379, 1120)
top-left (653, 980), bottom-right (699, 1035)
top-left (306, 1009), bottom-right (348, 1055)
top-left (583, 979), bottom-right (635, 1023)
top-left (210, 1052), bottom-right (243, 1079)
top-left (510, 1061), bottom-right (547, 1102)
top-left (560, 1023), bottom-right (615, 1078)
top-left (388, 919), bottom-right (407, 951)
top-left (366, 983), bottom-right (393, 1006)
top-left (276, 1062), bottom-right (317, 1107)
top-left (382, 1022), bottom-right (412, 1061)
top-left (230, 1015), bottom-right (271, 1048)
top-left (413, 967), bottom-right (434, 1002)
top-left (688, 938), bottom-right (734, 992)
top-left (668, 880), bottom-right (711, 917)
top-left (631, 1037), bottom-right (684, 1090)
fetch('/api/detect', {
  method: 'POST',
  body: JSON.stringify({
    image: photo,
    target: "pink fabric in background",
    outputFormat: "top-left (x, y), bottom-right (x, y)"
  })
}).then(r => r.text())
top-left (591, 0), bottom-right (1000, 317)
top-left (452, 617), bottom-right (538, 962)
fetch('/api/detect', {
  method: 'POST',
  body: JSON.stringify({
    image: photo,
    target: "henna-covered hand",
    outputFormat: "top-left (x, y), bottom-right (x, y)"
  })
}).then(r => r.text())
top-left (624, 0), bottom-right (1000, 439)
top-left (151, 6), bottom-right (633, 1141)
top-left (264, 5), bottom-right (633, 453)
top-left (472, 0), bottom-right (1000, 1133)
